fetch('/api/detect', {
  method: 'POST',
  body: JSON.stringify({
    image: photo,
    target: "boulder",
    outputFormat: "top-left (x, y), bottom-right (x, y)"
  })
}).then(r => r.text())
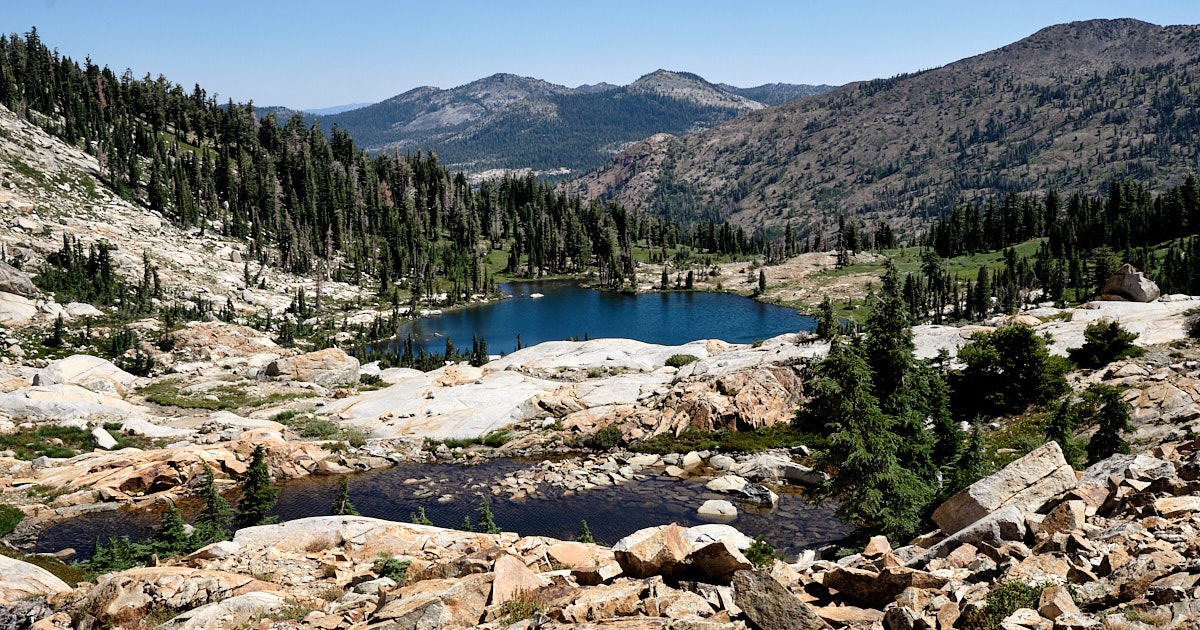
top-left (735, 454), bottom-right (825, 485)
top-left (1039, 584), bottom-right (1080, 619)
top-left (491, 554), bottom-right (550, 605)
top-left (90, 426), bottom-right (119, 450)
top-left (682, 524), bottom-right (755, 550)
top-left (1100, 264), bottom-right (1160, 302)
top-left (0, 555), bottom-right (72, 606)
top-left (558, 579), bottom-right (646, 623)
top-left (733, 570), bottom-right (831, 630)
top-left (613, 524), bottom-right (695, 578)
top-left (374, 573), bottom-right (492, 629)
top-left (1152, 496), bottom-right (1200, 518)
top-left (706, 475), bottom-right (749, 493)
top-left (685, 539), bottom-right (753, 583)
top-left (932, 442), bottom-right (1077, 534)
top-left (161, 591), bottom-right (285, 630)
top-left (0, 261), bottom-right (36, 297)
top-left (822, 566), bottom-right (948, 607)
top-left (83, 567), bottom-right (279, 623)
top-left (1037, 500), bottom-right (1086, 536)
top-left (265, 348), bottom-right (359, 388)
top-left (697, 499), bottom-right (738, 520)
top-left (910, 505), bottom-right (1027, 565)
top-left (33, 355), bottom-right (137, 391)
top-left (0, 291), bottom-right (37, 324)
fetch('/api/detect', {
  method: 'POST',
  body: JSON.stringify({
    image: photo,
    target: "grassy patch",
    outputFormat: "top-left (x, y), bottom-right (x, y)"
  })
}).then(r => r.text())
top-left (138, 381), bottom-right (315, 411)
top-left (632, 424), bottom-right (824, 454)
top-left (0, 504), bottom-right (23, 537)
top-left (665, 354), bottom-right (699, 368)
top-left (274, 413), bottom-right (368, 447)
top-left (423, 429), bottom-right (515, 451)
top-left (0, 424), bottom-right (145, 460)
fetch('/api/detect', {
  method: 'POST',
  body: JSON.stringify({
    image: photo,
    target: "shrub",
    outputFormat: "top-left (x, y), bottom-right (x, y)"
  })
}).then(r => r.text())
top-left (359, 373), bottom-right (384, 387)
top-left (1187, 314), bottom-right (1200, 339)
top-left (953, 325), bottom-right (1070, 417)
top-left (372, 554), bottom-right (410, 583)
top-left (409, 507), bottom-right (433, 525)
top-left (744, 535), bottom-right (779, 568)
top-left (500, 589), bottom-right (549, 625)
top-left (983, 581), bottom-right (1044, 628)
top-left (665, 354), bottom-right (699, 368)
top-left (576, 520), bottom-right (594, 544)
top-left (1067, 321), bottom-right (1144, 369)
top-left (585, 425), bottom-right (623, 449)
top-left (0, 504), bottom-right (23, 537)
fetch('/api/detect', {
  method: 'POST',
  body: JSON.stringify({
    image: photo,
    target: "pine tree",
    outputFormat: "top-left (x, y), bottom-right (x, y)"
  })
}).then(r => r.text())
top-left (192, 462), bottom-right (232, 545)
top-left (475, 493), bottom-right (500, 534)
top-left (1083, 385), bottom-right (1134, 465)
top-left (1045, 398), bottom-right (1084, 468)
top-left (758, 269), bottom-right (766, 294)
top-left (661, 267), bottom-right (669, 290)
top-left (577, 520), bottom-right (595, 544)
top-left (410, 507), bottom-right (433, 525)
top-left (331, 478), bottom-right (358, 516)
top-left (946, 421), bottom-right (991, 496)
top-left (807, 341), bottom-right (930, 540)
top-left (235, 445), bottom-right (278, 528)
top-left (815, 295), bottom-right (838, 340)
top-left (152, 500), bottom-right (189, 556)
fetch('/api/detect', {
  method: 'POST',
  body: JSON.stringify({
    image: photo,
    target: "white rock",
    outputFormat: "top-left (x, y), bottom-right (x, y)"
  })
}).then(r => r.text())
top-left (91, 426), bottom-right (118, 449)
top-left (697, 499), bottom-right (738, 520)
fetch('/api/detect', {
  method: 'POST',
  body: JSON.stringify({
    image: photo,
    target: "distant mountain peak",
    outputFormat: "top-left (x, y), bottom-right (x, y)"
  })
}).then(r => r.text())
top-left (628, 70), bottom-right (764, 110)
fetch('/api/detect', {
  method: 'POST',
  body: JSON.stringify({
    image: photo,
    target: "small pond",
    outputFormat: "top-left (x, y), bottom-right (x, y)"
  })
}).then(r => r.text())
top-left (35, 459), bottom-right (848, 560)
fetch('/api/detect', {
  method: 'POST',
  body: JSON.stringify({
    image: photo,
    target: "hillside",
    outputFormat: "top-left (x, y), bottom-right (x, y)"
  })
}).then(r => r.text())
top-left (313, 71), bottom-right (831, 176)
top-left (573, 19), bottom-right (1200, 238)
top-left (720, 82), bottom-right (836, 105)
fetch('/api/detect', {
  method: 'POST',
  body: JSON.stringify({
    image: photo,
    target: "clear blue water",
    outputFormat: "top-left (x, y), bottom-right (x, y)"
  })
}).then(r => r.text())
top-left (399, 280), bottom-right (814, 354)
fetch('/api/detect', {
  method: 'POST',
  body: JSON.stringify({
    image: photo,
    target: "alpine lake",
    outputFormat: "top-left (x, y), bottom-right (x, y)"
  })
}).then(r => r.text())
top-left (35, 281), bottom-right (842, 558)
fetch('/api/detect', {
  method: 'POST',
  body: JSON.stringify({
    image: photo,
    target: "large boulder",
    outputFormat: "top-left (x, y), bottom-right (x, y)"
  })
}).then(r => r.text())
top-left (932, 442), bottom-right (1077, 534)
top-left (161, 591), bottom-right (286, 630)
top-left (266, 348), bottom-right (359, 388)
top-left (0, 261), bottom-right (36, 297)
top-left (33, 354), bottom-right (138, 393)
top-left (612, 523), bottom-right (695, 578)
top-left (733, 570), bottom-right (831, 630)
top-left (0, 291), bottom-right (37, 325)
top-left (83, 567), bottom-right (279, 623)
top-left (909, 505), bottom-right (1027, 566)
top-left (735, 454), bottom-right (825, 486)
top-left (374, 573), bottom-right (492, 629)
top-left (1100, 264), bottom-right (1160, 302)
top-left (0, 555), bottom-right (72, 606)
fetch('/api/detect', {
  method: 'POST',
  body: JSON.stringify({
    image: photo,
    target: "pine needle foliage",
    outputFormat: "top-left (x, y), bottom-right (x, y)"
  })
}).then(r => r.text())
top-left (234, 445), bottom-right (278, 529)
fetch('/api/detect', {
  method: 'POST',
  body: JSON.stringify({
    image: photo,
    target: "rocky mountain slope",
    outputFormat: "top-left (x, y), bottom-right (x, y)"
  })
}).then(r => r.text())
top-left (273, 71), bottom-right (830, 177)
top-left (573, 19), bottom-right (1200, 237)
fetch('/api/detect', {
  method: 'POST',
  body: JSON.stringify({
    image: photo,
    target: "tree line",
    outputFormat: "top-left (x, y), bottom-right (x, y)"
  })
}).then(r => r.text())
top-left (0, 27), bottom-right (774, 309)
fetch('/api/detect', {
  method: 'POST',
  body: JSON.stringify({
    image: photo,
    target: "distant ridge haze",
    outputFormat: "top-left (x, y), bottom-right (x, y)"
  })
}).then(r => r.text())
top-left (257, 70), bottom-right (834, 176)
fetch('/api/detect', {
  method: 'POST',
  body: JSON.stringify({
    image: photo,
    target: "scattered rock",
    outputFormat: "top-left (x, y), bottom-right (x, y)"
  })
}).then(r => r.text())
top-left (733, 570), bottom-right (831, 630)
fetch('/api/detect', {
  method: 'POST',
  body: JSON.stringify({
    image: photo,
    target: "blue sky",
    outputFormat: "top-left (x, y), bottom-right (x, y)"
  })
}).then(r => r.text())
top-left (4, 1), bottom-right (1198, 109)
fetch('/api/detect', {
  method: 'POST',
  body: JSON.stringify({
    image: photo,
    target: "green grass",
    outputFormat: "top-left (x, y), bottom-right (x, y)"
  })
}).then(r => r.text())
top-left (632, 425), bottom-right (825, 454)
top-left (0, 505), bottom-right (23, 537)
top-left (0, 424), bottom-right (145, 460)
top-left (272, 413), bottom-right (368, 447)
top-left (138, 381), bottom-right (315, 411)
top-left (424, 429), bottom-right (515, 451)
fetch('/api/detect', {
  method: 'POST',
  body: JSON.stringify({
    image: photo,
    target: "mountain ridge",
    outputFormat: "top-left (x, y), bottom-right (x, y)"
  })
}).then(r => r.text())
top-left (257, 71), bottom-right (831, 176)
top-left (571, 18), bottom-right (1200, 237)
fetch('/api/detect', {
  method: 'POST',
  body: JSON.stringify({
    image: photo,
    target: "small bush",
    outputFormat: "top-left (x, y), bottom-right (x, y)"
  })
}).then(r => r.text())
top-left (359, 373), bottom-right (384, 387)
top-left (744, 535), bottom-right (779, 568)
top-left (482, 430), bottom-right (512, 447)
top-left (373, 553), bottom-right (411, 583)
top-left (500, 589), bottom-right (548, 625)
top-left (0, 505), bottom-right (24, 537)
top-left (585, 425), bottom-right (623, 450)
top-left (1067, 321), bottom-right (1144, 369)
top-left (665, 354), bottom-right (699, 368)
top-left (1187, 314), bottom-right (1200, 339)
